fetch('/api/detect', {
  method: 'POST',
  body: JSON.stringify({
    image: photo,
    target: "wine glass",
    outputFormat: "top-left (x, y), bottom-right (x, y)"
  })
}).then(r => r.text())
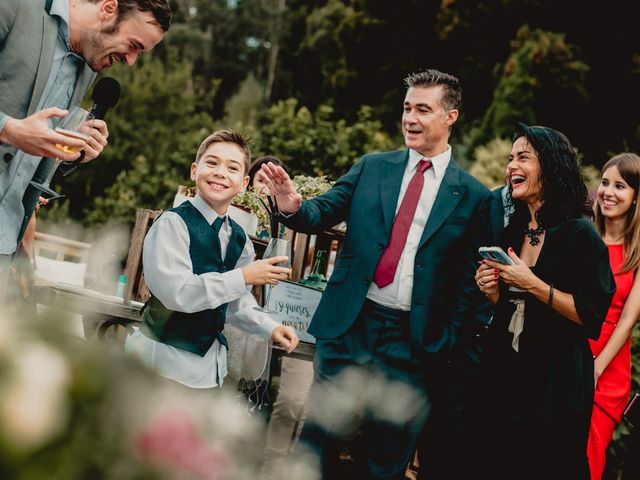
top-left (29, 106), bottom-right (94, 200)
top-left (253, 237), bottom-right (292, 314)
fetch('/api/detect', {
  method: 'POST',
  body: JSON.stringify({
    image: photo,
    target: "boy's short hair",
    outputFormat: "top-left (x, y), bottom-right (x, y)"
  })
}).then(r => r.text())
top-left (194, 129), bottom-right (252, 174)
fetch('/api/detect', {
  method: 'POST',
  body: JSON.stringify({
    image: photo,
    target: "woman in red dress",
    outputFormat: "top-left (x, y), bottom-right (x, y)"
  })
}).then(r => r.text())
top-left (588, 152), bottom-right (640, 479)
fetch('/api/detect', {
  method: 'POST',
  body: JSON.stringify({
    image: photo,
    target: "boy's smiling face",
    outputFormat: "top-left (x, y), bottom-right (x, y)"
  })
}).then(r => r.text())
top-left (191, 142), bottom-right (249, 215)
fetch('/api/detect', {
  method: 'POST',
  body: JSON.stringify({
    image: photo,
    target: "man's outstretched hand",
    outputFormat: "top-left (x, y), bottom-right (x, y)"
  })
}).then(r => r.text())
top-left (257, 162), bottom-right (303, 214)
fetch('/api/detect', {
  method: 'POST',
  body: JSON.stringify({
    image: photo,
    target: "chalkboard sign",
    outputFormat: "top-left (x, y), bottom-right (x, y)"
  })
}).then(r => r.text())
top-left (265, 280), bottom-right (322, 344)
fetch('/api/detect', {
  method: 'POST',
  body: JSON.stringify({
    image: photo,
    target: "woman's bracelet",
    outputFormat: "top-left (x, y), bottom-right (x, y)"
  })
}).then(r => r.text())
top-left (548, 283), bottom-right (554, 307)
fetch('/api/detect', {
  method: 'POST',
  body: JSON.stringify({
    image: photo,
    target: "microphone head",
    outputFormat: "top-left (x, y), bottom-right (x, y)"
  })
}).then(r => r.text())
top-left (92, 77), bottom-right (121, 109)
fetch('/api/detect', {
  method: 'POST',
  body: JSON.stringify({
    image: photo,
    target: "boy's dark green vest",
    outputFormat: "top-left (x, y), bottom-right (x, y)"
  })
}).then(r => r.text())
top-left (140, 201), bottom-right (247, 357)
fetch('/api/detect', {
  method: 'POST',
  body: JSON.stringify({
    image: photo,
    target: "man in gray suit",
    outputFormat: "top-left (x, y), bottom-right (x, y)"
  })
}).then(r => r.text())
top-left (259, 69), bottom-right (492, 479)
top-left (0, 0), bottom-right (172, 302)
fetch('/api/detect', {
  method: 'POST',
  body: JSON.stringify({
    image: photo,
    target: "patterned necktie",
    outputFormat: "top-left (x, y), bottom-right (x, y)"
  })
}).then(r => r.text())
top-left (373, 159), bottom-right (432, 288)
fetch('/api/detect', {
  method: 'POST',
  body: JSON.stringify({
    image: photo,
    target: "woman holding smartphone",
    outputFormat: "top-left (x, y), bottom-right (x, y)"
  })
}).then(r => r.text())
top-left (587, 153), bottom-right (640, 480)
top-left (471, 123), bottom-right (615, 479)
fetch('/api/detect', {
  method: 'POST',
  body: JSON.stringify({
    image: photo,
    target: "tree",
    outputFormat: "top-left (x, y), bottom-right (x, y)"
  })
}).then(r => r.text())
top-left (467, 26), bottom-right (589, 156)
top-left (468, 137), bottom-right (512, 189)
top-left (252, 98), bottom-right (397, 178)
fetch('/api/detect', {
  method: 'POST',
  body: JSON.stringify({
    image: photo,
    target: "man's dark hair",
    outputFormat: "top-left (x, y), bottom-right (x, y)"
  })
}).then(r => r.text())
top-left (89, 0), bottom-right (172, 32)
top-left (404, 69), bottom-right (462, 111)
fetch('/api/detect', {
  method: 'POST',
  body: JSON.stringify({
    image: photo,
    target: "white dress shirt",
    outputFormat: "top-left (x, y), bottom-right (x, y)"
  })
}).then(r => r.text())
top-left (366, 147), bottom-right (452, 310)
top-left (126, 194), bottom-right (280, 388)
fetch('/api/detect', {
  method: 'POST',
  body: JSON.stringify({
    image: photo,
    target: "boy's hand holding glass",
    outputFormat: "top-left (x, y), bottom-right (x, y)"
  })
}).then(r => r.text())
top-left (252, 238), bottom-right (292, 313)
top-left (242, 255), bottom-right (291, 287)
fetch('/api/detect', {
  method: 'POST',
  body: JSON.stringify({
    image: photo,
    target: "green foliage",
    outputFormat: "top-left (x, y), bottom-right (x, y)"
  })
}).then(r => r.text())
top-left (292, 174), bottom-right (334, 200)
top-left (580, 162), bottom-right (601, 194)
top-left (253, 98), bottom-right (397, 178)
top-left (231, 174), bottom-right (333, 236)
top-left (468, 26), bottom-right (589, 155)
top-left (231, 188), bottom-right (270, 231)
top-left (301, 0), bottom-right (371, 92)
top-left (468, 137), bottom-right (512, 189)
top-left (223, 73), bottom-right (266, 128)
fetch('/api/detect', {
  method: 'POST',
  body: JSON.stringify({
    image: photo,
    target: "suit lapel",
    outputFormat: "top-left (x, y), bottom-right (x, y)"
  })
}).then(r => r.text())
top-left (490, 187), bottom-right (505, 242)
top-left (418, 160), bottom-right (466, 249)
top-left (380, 150), bottom-right (410, 233)
top-left (71, 65), bottom-right (97, 106)
top-left (28, 11), bottom-right (57, 115)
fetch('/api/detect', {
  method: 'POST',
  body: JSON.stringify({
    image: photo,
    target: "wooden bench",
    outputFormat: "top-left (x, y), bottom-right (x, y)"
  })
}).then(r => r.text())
top-left (34, 231), bottom-right (91, 264)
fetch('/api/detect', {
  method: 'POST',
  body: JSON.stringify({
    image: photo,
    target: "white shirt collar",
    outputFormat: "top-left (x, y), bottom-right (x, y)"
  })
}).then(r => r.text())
top-left (191, 194), bottom-right (228, 227)
top-left (408, 146), bottom-right (452, 179)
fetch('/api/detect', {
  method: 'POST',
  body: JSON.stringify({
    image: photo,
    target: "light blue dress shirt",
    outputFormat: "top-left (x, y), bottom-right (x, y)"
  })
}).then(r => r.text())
top-left (0, 0), bottom-right (85, 254)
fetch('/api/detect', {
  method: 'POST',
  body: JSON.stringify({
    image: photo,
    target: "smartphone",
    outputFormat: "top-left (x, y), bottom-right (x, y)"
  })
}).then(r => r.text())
top-left (478, 246), bottom-right (514, 265)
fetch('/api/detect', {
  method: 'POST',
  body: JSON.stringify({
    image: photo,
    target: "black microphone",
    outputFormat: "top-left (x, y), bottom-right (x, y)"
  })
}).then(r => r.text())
top-left (57, 77), bottom-right (121, 173)
top-left (89, 77), bottom-right (121, 119)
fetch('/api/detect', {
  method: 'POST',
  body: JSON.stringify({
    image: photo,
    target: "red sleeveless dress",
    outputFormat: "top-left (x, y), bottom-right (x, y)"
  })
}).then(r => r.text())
top-left (587, 244), bottom-right (635, 480)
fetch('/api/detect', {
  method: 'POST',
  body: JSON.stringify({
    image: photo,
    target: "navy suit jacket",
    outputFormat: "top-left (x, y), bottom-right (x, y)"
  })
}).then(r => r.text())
top-left (281, 150), bottom-right (492, 355)
top-left (490, 186), bottom-right (508, 243)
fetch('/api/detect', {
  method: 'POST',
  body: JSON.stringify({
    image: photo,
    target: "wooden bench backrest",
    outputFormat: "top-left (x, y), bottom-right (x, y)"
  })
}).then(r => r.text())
top-left (34, 232), bottom-right (91, 264)
top-left (122, 209), bottom-right (161, 304)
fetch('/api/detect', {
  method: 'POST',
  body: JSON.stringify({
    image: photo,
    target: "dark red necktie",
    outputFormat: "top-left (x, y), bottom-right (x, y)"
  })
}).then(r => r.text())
top-left (373, 159), bottom-right (432, 288)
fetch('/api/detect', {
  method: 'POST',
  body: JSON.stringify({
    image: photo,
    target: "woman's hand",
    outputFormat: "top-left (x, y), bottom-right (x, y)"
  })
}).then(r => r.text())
top-left (482, 247), bottom-right (539, 291)
top-left (594, 356), bottom-right (605, 386)
top-left (475, 262), bottom-right (499, 304)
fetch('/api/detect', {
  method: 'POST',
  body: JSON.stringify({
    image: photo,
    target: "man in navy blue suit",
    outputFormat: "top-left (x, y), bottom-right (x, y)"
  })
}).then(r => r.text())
top-left (259, 69), bottom-right (491, 479)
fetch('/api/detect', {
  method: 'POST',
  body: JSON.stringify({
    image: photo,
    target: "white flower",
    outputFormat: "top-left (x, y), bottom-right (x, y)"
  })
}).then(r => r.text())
top-left (0, 342), bottom-right (71, 450)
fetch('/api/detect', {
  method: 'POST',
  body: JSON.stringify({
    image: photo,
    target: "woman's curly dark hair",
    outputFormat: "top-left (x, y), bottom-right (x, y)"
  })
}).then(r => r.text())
top-left (507, 122), bottom-right (592, 228)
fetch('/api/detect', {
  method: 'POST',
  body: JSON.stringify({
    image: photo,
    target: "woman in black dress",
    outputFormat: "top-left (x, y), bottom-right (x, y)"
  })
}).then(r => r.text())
top-left (473, 123), bottom-right (615, 479)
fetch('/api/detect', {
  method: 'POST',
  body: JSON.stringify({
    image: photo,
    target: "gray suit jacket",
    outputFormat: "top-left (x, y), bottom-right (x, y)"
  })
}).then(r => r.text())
top-left (0, 0), bottom-right (96, 173)
top-left (281, 150), bottom-right (493, 355)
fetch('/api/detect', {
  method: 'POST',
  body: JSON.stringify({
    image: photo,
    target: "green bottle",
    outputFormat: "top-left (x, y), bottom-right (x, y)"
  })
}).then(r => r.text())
top-left (303, 249), bottom-right (327, 290)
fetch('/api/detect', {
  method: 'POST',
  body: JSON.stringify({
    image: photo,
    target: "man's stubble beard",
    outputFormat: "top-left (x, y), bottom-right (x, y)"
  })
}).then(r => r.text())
top-left (83, 22), bottom-right (121, 72)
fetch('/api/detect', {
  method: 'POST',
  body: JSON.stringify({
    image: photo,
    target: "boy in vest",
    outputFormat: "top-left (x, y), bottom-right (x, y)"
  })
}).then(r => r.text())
top-left (126, 129), bottom-right (299, 388)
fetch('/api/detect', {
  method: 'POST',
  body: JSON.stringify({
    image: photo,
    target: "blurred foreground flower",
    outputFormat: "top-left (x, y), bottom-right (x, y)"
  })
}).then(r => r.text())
top-left (0, 310), bottom-right (267, 480)
top-left (136, 410), bottom-right (227, 479)
top-left (0, 342), bottom-right (70, 450)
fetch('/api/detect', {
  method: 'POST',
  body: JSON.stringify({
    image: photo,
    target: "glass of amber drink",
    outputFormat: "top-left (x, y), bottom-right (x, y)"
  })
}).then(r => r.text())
top-left (30, 107), bottom-right (94, 199)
